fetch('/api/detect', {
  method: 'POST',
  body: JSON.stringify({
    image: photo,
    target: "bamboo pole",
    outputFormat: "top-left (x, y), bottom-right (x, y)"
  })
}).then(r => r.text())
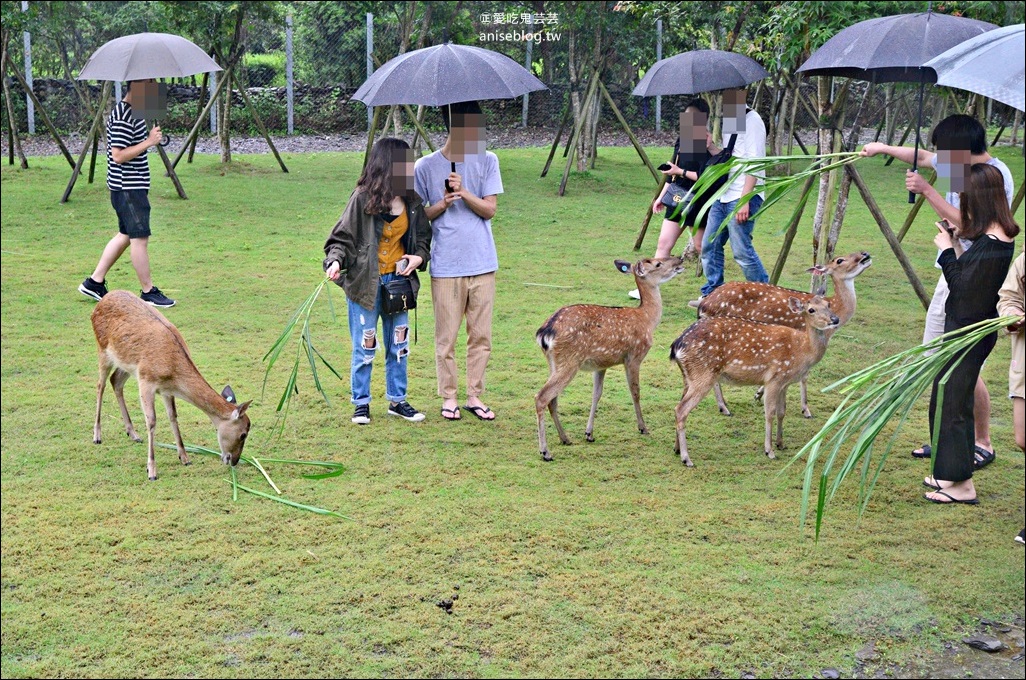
top-left (231, 69), bottom-right (288, 173)
top-left (598, 80), bottom-right (659, 183)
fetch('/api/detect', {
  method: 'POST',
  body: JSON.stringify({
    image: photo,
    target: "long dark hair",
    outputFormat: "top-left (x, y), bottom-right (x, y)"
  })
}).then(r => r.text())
top-left (358, 137), bottom-right (413, 215)
top-left (958, 163), bottom-right (1020, 240)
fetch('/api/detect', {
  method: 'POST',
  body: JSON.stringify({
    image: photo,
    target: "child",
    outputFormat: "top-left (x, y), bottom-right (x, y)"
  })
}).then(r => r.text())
top-left (323, 138), bottom-right (432, 424)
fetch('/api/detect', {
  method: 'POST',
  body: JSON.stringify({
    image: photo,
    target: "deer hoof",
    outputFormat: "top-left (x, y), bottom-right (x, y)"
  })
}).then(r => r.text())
top-left (129, 434), bottom-right (142, 443)
top-left (148, 475), bottom-right (158, 481)
top-left (93, 438), bottom-right (102, 444)
top-left (718, 407), bottom-right (733, 417)
top-left (541, 450), bottom-right (553, 462)
top-left (585, 432), bottom-right (595, 443)
top-left (765, 451), bottom-right (777, 460)
top-left (639, 427), bottom-right (649, 435)
top-left (802, 410), bottom-right (813, 419)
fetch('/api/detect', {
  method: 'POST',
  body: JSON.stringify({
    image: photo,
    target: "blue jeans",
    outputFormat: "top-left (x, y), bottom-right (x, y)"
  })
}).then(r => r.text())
top-left (700, 195), bottom-right (768, 296)
top-left (347, 273), bottom-right (411, 406)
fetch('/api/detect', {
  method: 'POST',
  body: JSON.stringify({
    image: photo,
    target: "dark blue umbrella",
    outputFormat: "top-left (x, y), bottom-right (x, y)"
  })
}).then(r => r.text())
top-left (352, 43), bottom-right (547, 107)
top-left (797, 11), bottom-right (997, 202)
top-left (632, 50), bottom-right (769, 96)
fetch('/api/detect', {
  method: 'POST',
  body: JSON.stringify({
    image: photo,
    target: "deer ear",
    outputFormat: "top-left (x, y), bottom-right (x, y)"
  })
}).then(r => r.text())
top-left (788, 296), bottom-right (805, 313)
top-left (806, 265), bottom-right (827, 275)
top-left (221, 385), bottom-right (237, 403)
top-left (614, 259), bottom-right (632, 274)
top-left (233, 400), bottom-right (253, 419)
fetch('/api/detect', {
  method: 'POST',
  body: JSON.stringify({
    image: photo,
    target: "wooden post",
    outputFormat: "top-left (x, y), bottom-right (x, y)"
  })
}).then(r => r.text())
top-left (62, 82), bottom-right (110, 203)
top-left (770, 174), bottom-right (816, 284)
top-left (188, 69), bottom-right (210, 164)
top-left (1, 36), bottom-right (27, 169)
top-left (1012, 179), bottom-right (1025, 215)
top-left (87, 132), bottom-right (99, 183)
top-left (156, 144), bottom-right (187, 199)
top-left (846, 164), bottom-right (930, 309)
top-left (558, 73), bottom-right (600, 196)
top-left (634, 175), bottom-right (668, 251)
top-left (3, 50), bottom-right (75, 168)
top-left (897, 169), bottom-right (937, 242)
top-left (171, 66), bottom-right (233, 171)
top-left (598, 80), bottom-right (659, 183)
top-left (402, 103), bottom-right (434, 152)
top-left (541, 101), bottom-right (570, 178)
top-left (230, 69), bottom-right (288, 173)
top-left (363, 106), bottom-right (384, 168)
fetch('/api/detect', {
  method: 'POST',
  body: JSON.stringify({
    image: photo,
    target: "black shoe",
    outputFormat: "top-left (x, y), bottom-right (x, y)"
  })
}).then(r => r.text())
top-left (78, 277), bottom-right (108, 301)
top-left (351, 404), bottom-right (371, 425)
top-left (140, 286), bottom-right (176, 308)
top-left (1017, 529), bottom-right (1025, 545)
top-left (388, 401), bottom-right (425, 422)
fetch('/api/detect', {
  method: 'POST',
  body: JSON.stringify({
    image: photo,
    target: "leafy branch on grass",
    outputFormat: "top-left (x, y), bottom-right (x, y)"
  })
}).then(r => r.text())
top-left (262, 277), bottom-right (343, 437)
top-left (781, 316), bottom-right (1019, 540)
top-left (157, 442), bottom-right (351, 518)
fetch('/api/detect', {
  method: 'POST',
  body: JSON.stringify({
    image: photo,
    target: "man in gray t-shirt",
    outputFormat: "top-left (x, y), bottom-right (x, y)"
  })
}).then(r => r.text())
top-left (414, 101), bottom-right (504, 422)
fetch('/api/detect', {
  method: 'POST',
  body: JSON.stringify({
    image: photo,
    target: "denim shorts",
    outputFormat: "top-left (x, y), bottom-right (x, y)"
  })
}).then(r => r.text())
top-left (111, 190), bottom-right (151, 239)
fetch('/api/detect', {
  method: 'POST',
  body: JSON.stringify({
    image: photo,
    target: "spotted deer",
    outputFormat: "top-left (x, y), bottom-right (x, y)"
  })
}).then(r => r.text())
top-left (91, 291), bottom-right (252, 480)
top-left (670, 296), bottom-right (839, 466)
top-left (535, 255), bottom-right (689, 461)
top-left (698, 251), bottom-right (871, 418)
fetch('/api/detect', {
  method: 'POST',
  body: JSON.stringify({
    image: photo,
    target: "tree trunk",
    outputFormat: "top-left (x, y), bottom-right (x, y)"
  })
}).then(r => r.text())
top-left (810, 76), bottom-right (834, 290)
top-left (1011, 108), bottom-right (1022, 146)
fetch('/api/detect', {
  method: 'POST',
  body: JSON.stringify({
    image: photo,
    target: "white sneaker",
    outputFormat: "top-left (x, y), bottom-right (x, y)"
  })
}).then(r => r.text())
top-left (687, 296), bottom-right (705, 309)
top-left (627, 289), bottom-right (641, 300)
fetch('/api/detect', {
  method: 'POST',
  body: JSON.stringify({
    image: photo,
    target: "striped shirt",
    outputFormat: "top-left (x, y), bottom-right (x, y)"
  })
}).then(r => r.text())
top-left (106, 101), bottom-right (149, 191)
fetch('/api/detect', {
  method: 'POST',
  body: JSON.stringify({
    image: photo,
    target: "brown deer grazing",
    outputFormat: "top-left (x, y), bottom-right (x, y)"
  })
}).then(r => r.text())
top-left (698, 251), bottom-right (871, 418)
top-left (535, 255), bottom-right (688, 461)
top-left (91, 291), bottom-right (252, 480)
top-left (670, 296), bottom-right (839, 466)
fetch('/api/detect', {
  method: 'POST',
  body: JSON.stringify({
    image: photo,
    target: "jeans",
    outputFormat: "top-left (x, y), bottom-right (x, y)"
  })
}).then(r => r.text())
top-left (700, 195), bottom-right (768, 297)
top-left (347, 273), bottom-right (411, 405)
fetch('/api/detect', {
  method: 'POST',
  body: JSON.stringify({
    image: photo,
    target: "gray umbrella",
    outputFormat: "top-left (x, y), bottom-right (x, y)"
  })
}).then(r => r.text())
top-left (797, 12), bottom-right (996, 83)
top-left (924, 23), bottom-right (1024, 111)
top-left (351, 43), bottom-right (547, 107)
top-left (76, 32), bottom-right (221, 81)
top-left (632, 50), bottom-right (769, 97)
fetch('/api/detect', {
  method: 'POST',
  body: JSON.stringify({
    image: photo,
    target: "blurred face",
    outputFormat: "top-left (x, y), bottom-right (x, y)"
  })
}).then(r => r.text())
top-left (679, 107), bottom-right (709, 153)
top-left (935, 148), bottom-right (971, 194)
top-left (722, 88), bottom-right (747, 135)
top-left (390, 147), bottom-right (414, 195)
top-left (129, 79), bottom-right (167, 121)
top-left (449, 112), bottom-right (486, 161)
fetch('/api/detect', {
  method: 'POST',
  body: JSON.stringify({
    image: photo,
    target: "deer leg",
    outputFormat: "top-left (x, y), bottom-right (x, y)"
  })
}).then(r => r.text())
top-left (674, 386), bottom-right (709, 467)
top-left (585, 369), bottom-right (606, 442)
top-left (536, 367), bottom-right (577, 460)
top-left (139, 383), bottom-right (159, 480)
top-left (111, 368), bottom-right (141, 442)
top-left (761, 383), bottom-right (780, 459)
top-left (713, 381), bottom-right (733, 416)
top-left (625, 357), bottom-right (648, 434)
top-left (775, 387), bottom-right (788, 450)
top-left (95, 356), bottom-right (115, 444)
top-left (754, 385), bottom-right (765, 402)
top-left (163, 395), bottom-right (189, 465)
top-left (800, 379), bottom-right (813, 418)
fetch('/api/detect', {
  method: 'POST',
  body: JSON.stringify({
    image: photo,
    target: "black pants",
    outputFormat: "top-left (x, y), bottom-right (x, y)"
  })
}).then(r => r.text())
top-left (928, 330), bottom-right (997, 482)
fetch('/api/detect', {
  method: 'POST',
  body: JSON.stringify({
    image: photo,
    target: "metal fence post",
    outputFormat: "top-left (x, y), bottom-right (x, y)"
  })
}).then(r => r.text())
top-left (209, 72), bottom-right (217, 133)
top-left (21, 1), bottom-right (34, 134)
top-left (522, 22), bottom-right (533, 128)
top-left (286, 12), bottom-right (294, 136)
top-left (655, 18), bottom-right (662, 133)
top-left (366, 12), bottom-right (373, 132)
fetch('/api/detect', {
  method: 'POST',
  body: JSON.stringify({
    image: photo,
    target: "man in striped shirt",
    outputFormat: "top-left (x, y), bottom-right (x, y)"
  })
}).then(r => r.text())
top-left (79, 79), bottom-right (175, 307)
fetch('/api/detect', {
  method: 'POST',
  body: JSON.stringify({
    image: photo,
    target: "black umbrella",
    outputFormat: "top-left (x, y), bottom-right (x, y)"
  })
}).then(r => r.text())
top-left (797, 11), bottom-right (997, 202)
top-left (632, 50), bottom-right (769, 97)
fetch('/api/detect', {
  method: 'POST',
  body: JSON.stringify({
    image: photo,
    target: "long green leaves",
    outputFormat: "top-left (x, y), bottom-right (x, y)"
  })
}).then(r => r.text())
top-left (262, 277), bottom-right (343, 437)
top-left (156, 442), bottom-right (349, 518)
top-left (783, 316), bottom-right (1018, 539)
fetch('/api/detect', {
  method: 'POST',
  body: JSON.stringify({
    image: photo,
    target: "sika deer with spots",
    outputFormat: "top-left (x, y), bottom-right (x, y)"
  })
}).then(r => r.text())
top-left (535, 255), bottom-right (688, 461)
top-left (698, 251), bottom-right (871, 417)
top-left (670, 296), bottom-right (839, 466)
top-left (91, 291), bottom-right (252, 480)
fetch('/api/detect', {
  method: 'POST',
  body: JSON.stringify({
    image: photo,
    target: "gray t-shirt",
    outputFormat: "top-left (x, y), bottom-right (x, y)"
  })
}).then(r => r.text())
top-left (414, 150), bottom-right (504, 278)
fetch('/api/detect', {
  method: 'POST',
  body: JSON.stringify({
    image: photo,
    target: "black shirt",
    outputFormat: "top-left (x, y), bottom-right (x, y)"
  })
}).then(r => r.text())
top-left (939, 235), bottom-right (1016, 331)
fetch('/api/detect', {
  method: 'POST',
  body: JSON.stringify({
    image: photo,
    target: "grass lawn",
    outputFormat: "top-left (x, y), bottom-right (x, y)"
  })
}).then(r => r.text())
top-left (1, 142), bottom-right (1024, 678)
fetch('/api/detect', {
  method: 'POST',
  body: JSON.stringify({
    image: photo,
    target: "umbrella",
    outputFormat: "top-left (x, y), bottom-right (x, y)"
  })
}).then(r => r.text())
top-left (351, 43), bottom-right (547, 107)
top-left (632, 50), bottom-right (769, 96)
top-left (797, 11), bottom-right (997, 202)
top-left (924, 23), bottom-right (1025, 112)
top-left (76, 32), bottom-right (221, 81)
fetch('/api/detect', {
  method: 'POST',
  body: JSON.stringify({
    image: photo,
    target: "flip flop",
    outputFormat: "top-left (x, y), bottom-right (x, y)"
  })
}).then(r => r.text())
top-left (441, 406), bottom-right (461, 421)
top-left (911, 444), bottom-right (932, 458)
top-left (973, 445), bottom-right (995, 470)
top-left (923, 476), bottom-right (942, 490)
top-left (924, 490), bottom-right (979, 505)
top-left (463, 405), bottom-right (495, 421)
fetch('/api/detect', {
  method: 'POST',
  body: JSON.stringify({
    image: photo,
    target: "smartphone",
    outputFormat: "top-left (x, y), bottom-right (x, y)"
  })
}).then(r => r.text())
top-left (396, 258), bottom-right (409, 275)
top-left (937, 219), bottom-right (953, 234)
top-left (657, 163), bottom-right (672, 172)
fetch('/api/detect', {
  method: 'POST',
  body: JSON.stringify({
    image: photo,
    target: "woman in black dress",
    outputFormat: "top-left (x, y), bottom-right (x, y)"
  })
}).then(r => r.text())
top-left (924, 163), bottom-right (1019, 504)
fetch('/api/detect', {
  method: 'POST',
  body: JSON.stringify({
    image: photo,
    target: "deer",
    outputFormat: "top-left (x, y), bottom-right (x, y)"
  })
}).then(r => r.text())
top-left (535, 254), bottom-right (689, 462)
top-left (91, 291), bottom-right (252, 481)
top-left (698, 251), bottom-right (871, 418)
top-left (670, 296), bottom-right (840, 466)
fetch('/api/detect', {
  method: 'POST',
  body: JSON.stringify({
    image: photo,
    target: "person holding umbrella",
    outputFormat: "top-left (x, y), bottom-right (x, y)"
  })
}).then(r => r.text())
top-left (414, 101), bottom-right (504, 422)
top-left (860, 114), bottom-right (1015, 467)
top-left (78, 79), bottom-right (175, 308)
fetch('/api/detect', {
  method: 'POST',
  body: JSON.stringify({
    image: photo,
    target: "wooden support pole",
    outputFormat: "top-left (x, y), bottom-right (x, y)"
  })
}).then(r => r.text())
top-left (363, 106), bottom-right (384, 168)
top-left (791, 131), bottom-right (811, 156)
top-left (558, 73), bottom-right (600, 196)
top-left (897, 169), bottom-right (937, 242)
top-left (230, 69), bottom-right (288, 173)
top-left (598, 79), bottom-right (659, 183)
top-left (3, 51), bottom-right (75, 167)
top-left (171, 67), bottom-right (233, 171)
top-left (156, 143), bottom-right (187, 199)
top-left (402, 102), bottom-right (435, 152)
top-left (87, 132), bottom-right (99, 183)
top-left (1, 37), bottom-right (27, 169)
top-left (541, 101), bottom-right (570, 178)
top-left (188, 69), bottom-right (210, 164)
top-left (770, 174), bottom-right (816, 284)
top-left (846, 164), bottom-right (930, 309)
top-left (883, 117), bottom-right (916, 167)
top-left (62, 82), bottom-right (110, 203)
top-left (634, 175), bottom-right (668, 251)
top-left (1012, 179), bottom-right (1025, 215)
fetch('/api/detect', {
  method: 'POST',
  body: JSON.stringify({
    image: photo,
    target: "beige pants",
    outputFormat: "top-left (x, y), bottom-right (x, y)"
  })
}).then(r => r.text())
top-left (431, 273), bottom-right (496, 400)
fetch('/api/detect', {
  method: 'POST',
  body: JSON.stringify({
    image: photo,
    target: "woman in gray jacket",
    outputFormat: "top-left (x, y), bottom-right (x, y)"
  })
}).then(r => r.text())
top-left (324, 138), bottom-right (432, 424)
